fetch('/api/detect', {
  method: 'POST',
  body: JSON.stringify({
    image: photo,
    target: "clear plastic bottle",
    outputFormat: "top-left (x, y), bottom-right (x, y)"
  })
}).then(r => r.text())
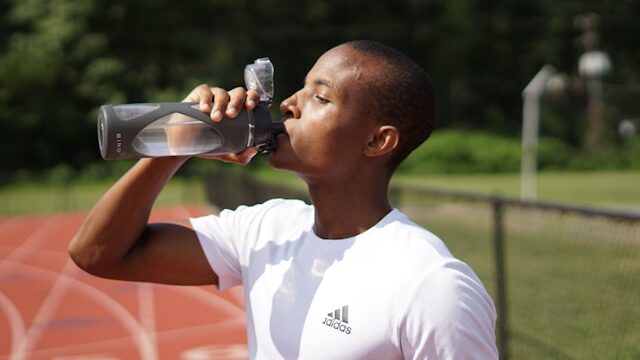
top-left (97, 58), bottom-right (282, 160)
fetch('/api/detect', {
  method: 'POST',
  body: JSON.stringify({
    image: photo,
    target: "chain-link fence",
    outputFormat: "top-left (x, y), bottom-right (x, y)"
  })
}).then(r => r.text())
top-left (392, 185), bottom-right (640, 359)
top-left (203, 172), bottom-right (640, 359)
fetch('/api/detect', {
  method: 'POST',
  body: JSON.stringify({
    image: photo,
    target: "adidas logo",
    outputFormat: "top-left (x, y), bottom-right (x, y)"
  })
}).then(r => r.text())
top-left (321, 305), bottom-right (352, 334)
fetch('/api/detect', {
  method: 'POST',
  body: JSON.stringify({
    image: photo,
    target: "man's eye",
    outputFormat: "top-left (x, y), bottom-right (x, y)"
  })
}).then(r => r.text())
top-left (315, 95), bottom-right (330, 104)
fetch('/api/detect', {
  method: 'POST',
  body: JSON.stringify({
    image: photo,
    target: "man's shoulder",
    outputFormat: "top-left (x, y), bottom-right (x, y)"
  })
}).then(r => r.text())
top-left (374, 209), bottom-right (454, 260)
top-left (369, 210), bottom-right (487, 291)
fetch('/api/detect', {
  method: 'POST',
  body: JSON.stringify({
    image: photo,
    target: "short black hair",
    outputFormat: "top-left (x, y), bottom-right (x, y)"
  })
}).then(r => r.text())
top-left (344, 40), bottom-right (435, 172)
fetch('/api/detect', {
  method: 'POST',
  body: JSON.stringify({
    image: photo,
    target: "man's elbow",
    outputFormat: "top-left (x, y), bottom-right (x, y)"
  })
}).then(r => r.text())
top-left (68, 234), bottom-right (114, 278)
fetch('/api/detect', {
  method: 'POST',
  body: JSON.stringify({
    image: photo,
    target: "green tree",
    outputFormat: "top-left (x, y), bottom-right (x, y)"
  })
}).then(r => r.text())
top-left (1, 0), bottom-right (639, 176)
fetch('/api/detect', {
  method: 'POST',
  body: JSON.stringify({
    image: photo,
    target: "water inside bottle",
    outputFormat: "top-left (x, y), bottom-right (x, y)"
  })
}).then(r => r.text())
top-left (132, 112), bottom-right (223, 156)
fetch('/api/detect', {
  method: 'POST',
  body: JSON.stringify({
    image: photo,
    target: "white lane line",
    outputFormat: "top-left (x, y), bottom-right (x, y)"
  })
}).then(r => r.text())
top-left (0, 216), bottom-right (59, 278)
top-left (137, 283), bottom-right (157, 353)
top-left (10, 318), bottom-right (244, 359)
top-left (11, 260), bottom-right (77, 360)
top-left (0, 292), bottom-right (26, 356)
top-left (1, 260), bottom-right (157, 360)
top-left (0, 244), bottom-right (68, 256)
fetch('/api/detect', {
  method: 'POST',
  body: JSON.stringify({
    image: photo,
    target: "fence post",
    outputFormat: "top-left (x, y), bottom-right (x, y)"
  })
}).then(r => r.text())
top-left (493, 198), bottom-right (509, 359)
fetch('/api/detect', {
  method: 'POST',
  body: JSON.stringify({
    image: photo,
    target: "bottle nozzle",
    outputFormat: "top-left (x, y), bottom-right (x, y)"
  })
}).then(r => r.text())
top-left (271, 122), bottom-right (284, 136)
top-left (255, 122), bottom-right (284, 154)
top-left (245, 58), bottom-right (274, 104)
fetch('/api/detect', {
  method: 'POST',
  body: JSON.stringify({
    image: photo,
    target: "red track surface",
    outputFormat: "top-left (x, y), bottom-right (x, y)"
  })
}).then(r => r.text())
top-left (0, 207), bottom-right (248, 360)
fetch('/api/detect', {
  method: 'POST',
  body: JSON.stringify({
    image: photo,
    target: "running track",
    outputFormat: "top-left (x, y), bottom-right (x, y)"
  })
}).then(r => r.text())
top-left (0, 206), bottom-right (248, 360)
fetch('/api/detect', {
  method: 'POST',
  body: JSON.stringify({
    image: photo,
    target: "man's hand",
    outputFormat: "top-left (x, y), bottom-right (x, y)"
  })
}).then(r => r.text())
top-left (183, 85), bottom-right (261, 165)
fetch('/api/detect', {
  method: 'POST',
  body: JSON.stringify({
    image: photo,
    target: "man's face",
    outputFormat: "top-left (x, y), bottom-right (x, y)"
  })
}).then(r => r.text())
top-left (269, 46), bottom-right (377, 182)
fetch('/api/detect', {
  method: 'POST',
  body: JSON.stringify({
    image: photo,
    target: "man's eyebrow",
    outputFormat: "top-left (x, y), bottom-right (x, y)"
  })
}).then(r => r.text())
top-left (303, 76), bottom-right (335, 89)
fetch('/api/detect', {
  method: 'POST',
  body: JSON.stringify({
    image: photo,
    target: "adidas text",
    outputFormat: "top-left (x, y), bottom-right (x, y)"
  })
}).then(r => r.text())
top-left (322, 317), bottom-right (352, 334)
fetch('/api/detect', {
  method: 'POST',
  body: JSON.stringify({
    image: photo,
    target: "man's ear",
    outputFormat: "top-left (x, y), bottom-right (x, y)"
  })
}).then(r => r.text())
top-left (364, 125), bottom-right (399, 158)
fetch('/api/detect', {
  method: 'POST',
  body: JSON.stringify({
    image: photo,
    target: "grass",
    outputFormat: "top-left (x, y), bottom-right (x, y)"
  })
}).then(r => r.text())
top-left (2, 169), bottom-right (638, 215)
top-left (0, 177), bottom-right (207, 214)
top-left (405, 201), bottom-right (640, 359)
top-left (393, 170), bottom-right (640, 211)
top-left (257, 169), bottom-right (640, 210)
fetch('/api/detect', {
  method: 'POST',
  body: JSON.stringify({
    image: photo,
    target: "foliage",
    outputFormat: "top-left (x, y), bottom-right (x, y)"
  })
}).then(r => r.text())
top-left (400, 130), bottom-right (555, 174)
top-left (1, 0), bottom-right (639, 176)
top-left (399, 130), bottom-right (519, 173)
top-left (399, 128), bottom-right (640, 174)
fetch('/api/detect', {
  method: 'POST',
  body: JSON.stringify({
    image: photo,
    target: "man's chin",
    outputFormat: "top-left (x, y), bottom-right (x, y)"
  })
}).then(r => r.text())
top-left (268, 136), bottom-right (291, 168)
top-left (267, 150), bottom-right (297, 173)
top-left (267, 151), bottom-right (285, 169)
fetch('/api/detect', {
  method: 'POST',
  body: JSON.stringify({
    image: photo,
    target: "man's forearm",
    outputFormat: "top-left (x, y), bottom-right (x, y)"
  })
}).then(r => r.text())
top-left (69, 157), bottom-right (188, 275)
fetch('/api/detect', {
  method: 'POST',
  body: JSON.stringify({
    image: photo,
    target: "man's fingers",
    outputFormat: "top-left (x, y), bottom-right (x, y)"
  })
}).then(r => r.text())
top-left (183, 84), bottom-right (213, 113)
top-left (245, 89), bottom-right (261, 111)
top-left (209, 87), bottom-right (231, 122)
top-left (226, 87), bottom-right (247, 118)
top-left (183, 85), bottom-right (257, 123)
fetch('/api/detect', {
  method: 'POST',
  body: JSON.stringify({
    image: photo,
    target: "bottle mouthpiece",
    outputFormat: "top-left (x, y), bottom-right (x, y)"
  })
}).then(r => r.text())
top-left (244, 58), bottom-right (274, 104)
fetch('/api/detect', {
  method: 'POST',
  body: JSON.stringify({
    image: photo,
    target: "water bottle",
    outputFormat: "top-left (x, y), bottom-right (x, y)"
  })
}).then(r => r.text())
top-left (97, 58), bottom-right (283, 160)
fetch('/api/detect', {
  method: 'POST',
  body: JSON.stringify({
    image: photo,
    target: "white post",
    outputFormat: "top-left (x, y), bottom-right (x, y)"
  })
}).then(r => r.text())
top-left (521, 65), bottom-right (555, 200)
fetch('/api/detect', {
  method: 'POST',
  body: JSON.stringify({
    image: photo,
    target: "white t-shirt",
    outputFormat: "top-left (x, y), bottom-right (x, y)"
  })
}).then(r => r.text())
top-left (190, 199), bottom-right (498, 360)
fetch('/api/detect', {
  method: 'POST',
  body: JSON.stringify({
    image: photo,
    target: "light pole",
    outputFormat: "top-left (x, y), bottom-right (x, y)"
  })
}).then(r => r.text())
top-left (521, 65), bottom-right (555, 200)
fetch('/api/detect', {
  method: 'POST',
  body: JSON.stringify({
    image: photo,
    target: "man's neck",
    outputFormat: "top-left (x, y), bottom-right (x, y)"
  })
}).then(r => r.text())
top-left (307, 177), bottom-right (392, 240)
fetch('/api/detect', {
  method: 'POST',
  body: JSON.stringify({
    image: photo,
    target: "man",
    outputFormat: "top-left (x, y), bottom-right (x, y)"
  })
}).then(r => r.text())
top-left (70, 40), bottom-right (498, 359)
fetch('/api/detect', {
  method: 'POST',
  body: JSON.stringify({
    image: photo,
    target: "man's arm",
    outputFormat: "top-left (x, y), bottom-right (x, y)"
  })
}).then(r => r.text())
top-left (69, 85), bottom-right (259, 285)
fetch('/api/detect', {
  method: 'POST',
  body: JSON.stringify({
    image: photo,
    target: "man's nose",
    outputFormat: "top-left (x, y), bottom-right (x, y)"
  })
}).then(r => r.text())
top-left (280, 94), bottom-right (300, 119)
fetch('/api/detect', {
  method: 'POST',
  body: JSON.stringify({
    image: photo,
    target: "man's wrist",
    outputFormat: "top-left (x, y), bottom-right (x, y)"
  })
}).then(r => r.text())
top-left (138, 156), bottom-right (190, 178)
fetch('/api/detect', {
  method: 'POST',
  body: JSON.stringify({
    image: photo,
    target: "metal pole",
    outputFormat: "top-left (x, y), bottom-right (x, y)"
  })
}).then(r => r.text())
top-left (493, 199), bottom-right (509, 359)
top-left (521, 94), bottom-right (540, 200)
top-left (521, 65), bottom-right (555, 200)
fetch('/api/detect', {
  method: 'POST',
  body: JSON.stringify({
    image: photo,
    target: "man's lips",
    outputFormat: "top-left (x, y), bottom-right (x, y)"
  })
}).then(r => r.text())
top-left (278, 121), bottom-right (289, 137)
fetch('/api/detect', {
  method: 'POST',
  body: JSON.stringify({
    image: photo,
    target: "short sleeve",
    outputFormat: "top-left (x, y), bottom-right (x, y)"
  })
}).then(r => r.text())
top-left (190, 207), bottom-right (246, 290)
top-left (399, 261), bottom-right (498, 360)
top-left (189, 199), bottom-right (307, 291)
